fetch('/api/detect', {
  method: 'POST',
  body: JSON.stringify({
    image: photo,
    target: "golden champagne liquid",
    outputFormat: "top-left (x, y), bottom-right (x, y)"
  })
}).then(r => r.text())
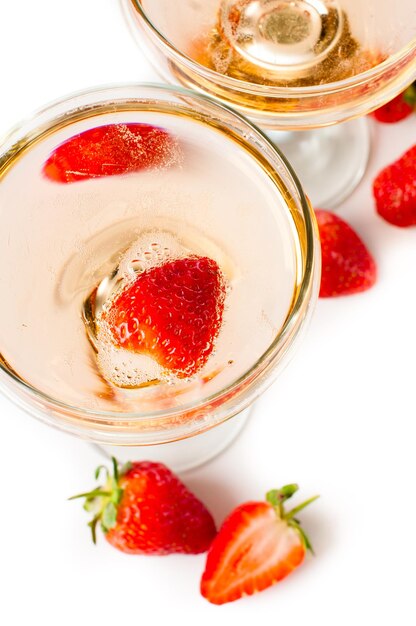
top-left (0, 103), bottom-right (306, 413)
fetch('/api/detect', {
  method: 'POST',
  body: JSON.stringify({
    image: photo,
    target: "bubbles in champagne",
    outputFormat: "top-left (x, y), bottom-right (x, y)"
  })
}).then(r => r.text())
top-left (96, 330), bottom-right (166, 389)
top-left (84, 230), bottom-right (192, 388)
top-left (0, 108), bottom-right (299, 412)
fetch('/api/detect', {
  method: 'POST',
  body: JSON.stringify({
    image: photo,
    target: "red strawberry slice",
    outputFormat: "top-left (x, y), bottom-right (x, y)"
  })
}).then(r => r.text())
top-left (71, 458), bottom-right (217, 555)
top-left (316, 210), bottom-right (377, 297)
top-left (200, 484), bottom-right (318, 605)
top-left (102, 256), bottom-right (226, 377)
top-left (373, 144), bottom-right (416, 227)
top-left (43, 123), bottom-right (181, 183)
top-left (371, 83), bottom-right (416, 123)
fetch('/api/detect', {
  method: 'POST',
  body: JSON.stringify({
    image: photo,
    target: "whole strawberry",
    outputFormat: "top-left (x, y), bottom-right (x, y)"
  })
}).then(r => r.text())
top-left (70, 458), bottom-right (216, 554)
top-left (373, 144), bottom-right (416, 227)
top-left (200, 484), bottom-right (318, 605)
top-left (315, 209), bottom-right (377, 297)
top-left (371, 83), bottom-right (416, 123)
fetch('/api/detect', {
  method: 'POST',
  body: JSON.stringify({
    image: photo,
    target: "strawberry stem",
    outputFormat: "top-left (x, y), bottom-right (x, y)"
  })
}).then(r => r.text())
top-left (404, 82), bottom-right (416, 108)
top-left (69, 457), bottom-right (127, 544)
top-left (95, 465), bottom-right (110, 481)
top-left (112, 457), bottom-right (119, 483)
top-left (293, 523), bottom-right (315, 555)
top-left (101, 501), bottom-right (118, 533)
top-left (266, 484), bottom-right (299, 506)
top-left (286, 495), bottom-right (320, 520)
top-left (88, 515), bottom-right (100, 544)
top-left (266, 484), bottom-right (319, 554)
top-left (266, 484), bottom-right (299, 517)
top-left (68, 490), bottom-right (112, 501)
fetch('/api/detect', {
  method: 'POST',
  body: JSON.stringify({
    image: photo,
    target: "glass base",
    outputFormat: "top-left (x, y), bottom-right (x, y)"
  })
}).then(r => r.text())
top-left (268, 117), bottom-right (371, 209)
top-left (90, 406), bottom-right (252, 473)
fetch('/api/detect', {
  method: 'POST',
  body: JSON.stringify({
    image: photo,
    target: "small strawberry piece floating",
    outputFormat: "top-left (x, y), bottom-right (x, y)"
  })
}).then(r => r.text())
top-left (315, 209), bottom-right (377, 297)
top-left (373, 145), bottom-right (416, 227)
top-left (371, 83), bottom-right (416, 123)
top-left (70, 458), bottom-right (217, 555)
top-left (43, 123), bottom-right (181, 183)
top-left (200, 484), bottom-right (318, 605)
top-left (102, 256), bottom-right (226, 377)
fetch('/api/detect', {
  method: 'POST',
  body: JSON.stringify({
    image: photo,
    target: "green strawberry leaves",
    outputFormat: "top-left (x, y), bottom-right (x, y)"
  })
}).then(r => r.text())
top-left (69, 457), bottom-right (126, 543)
top-left (266, 484), bottom-right (319, 554)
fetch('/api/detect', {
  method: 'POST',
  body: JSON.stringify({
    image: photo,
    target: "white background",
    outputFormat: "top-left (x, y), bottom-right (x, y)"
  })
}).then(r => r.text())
top-left (0, 1), bottom-right (415, 624)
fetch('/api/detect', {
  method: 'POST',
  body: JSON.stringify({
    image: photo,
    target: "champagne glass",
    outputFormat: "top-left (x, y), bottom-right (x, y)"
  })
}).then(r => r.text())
top-left (0, 84), bottom-right (319, 472)
top-left (122, 0), bottom-right (416, 206)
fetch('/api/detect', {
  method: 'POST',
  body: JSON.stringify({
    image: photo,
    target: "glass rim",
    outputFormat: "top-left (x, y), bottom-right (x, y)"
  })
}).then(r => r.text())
top-left (0, 81), bottom-right (318, 425)
top-left (129, 0), bottom-right (416, 98)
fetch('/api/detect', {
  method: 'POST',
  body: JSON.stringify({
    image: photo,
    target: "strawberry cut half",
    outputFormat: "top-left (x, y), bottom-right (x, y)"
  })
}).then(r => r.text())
top-left (43, 122), bottom-right (181, 183)
top-left (200, 484), bottom-right (319, 605)
top-left (102, 256), bottom-right (226, 378)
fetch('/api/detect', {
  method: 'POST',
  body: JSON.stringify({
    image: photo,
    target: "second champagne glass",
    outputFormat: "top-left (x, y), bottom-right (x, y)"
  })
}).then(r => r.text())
top-left (122, 0), bottom-right (416, 206)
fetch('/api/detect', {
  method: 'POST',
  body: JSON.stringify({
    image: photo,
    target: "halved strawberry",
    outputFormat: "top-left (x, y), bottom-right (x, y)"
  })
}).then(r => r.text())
top-left (371, 83), bottom-right (416, 123)
top-left (102, 256), bottom-right (226, 377)
top-left (316, 209), bottom-right (377, 297)
top-left (43, 123), bottom-right (181, 183)
top-left (373, 144), bottom-right (416, 227)
top-left (200, 484), bottom-right (318, 605)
